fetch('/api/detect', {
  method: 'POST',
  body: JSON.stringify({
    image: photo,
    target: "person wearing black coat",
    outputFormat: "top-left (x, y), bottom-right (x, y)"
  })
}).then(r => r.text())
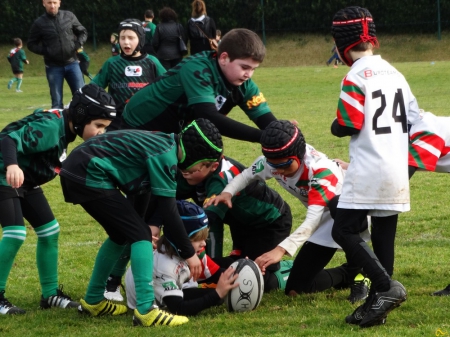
top-left (152, 7), bottom-right (187, 70)
top-left (187, 0), bottom-right (216, 55)
top-left (28, 0), bottom-right (87, 109)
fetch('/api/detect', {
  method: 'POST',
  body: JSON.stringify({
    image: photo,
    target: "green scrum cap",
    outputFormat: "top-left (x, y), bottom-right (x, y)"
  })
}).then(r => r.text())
top-left (178, 119), bottom-right (223, 170)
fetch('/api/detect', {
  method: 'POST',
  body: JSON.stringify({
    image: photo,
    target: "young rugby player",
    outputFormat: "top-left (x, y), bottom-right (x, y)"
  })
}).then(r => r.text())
top-left (121, 28), bottom-right (277, 143)
top-left (92, 19), bottom-right (166, 131)
top-left (59, 119), bottom-right (222, 327)
top-left (329, 6), bottom-right (421, 328)
top-left (7, 38), bottom-right (29, 92)
top-left (0, 83), bottom-right (116, 314)
top-left (125, 200), bottom-right (238, 315)
top-left (207, 120), bottom-right (371, 302)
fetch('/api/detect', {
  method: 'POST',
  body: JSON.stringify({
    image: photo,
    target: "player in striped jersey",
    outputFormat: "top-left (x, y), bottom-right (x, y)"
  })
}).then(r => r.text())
top-left (92, 19), bottom-right (166, 131)
top-left (0, 83), bottom-right (116, 315)
top-left (329, 6), bottom-right (421, 328)
top-left (125, 200), bottom-right (238, 316)
top-left (59, 119), bottom-right (222, 327)
top-left (206, 120), bottom-right (370, 301)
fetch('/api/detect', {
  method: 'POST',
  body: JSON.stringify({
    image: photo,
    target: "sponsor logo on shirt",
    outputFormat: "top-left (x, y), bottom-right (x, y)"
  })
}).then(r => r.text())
top-left (357, 67), bottom-right (398, 79)
top-left (251, 159), bottom-right (265, 174)
top-left (246, 92), bottom-right (266, 109)
top-left (215, 95), bottom-right (226, 110)
top-left (125, 66), bottom-right (142, 77)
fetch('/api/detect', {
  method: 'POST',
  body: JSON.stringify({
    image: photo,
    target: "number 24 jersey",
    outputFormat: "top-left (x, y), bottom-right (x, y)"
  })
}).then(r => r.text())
top-left (336, 55), bottom-right (421, 209)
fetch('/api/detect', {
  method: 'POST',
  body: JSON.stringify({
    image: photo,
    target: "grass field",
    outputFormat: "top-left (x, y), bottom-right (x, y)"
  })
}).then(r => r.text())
top-left (1, 36), bottom-right (450, 336)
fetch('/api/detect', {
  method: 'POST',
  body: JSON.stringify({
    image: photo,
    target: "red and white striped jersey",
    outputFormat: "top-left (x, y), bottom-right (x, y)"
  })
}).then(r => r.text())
top-left (336, 55), bottom-right (421, 213)
top-left (409, 111), bottom-right (450, 172)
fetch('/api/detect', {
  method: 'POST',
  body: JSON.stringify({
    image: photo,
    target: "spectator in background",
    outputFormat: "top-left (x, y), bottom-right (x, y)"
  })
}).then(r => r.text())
top-left (28, 0), bottom-right (87, 108)
top-left (7, 38), bottom-right (29, 93)
top-left (110, 33), bottom-right (120, 56)
top-left (142, 9), bottom-right (156, 56)
top-left (187, 0), bottom-right (216, 55)
top-left (326, 44), bottom-right (341, 68)
top-left (152, 7), bottom-right (187, 70)
top-left (216, 29), bottom-right (222, 44)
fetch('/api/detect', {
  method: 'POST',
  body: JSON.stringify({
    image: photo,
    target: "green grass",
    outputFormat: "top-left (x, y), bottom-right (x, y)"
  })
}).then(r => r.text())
top-left (1, 36), bottom-right (450, 336)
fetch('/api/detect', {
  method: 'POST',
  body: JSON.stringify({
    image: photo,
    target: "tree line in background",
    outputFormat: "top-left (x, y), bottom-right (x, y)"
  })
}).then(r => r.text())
top-left (2, 0), bottom-right (449, 45)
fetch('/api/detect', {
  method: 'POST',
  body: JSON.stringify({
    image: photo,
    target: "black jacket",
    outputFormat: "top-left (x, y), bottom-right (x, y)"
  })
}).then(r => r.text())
top-left (28, 10), bottom-right (87, 67)
top-left (187, 16), bottom-right (216, 55)
top-left (152, 21), bottom-right (186, 60)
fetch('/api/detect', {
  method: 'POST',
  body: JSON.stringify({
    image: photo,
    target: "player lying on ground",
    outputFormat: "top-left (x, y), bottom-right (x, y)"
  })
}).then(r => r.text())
top-left (125, 200), bottom-right (238, 315)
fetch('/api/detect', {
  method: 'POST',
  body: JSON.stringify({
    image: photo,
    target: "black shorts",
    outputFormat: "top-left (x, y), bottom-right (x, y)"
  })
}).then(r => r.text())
top-left (60, 176), bottom-right (119, 204)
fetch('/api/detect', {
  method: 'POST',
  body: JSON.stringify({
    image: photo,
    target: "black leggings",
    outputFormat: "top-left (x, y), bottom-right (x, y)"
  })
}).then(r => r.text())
top-left (285, 241), bottom-right (361, 294)
top-left (0, 188), bottom-right (54, 229)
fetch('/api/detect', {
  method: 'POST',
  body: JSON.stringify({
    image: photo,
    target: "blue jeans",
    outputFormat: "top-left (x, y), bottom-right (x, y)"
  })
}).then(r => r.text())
top-left (45, 61), bottom-right (85, 109)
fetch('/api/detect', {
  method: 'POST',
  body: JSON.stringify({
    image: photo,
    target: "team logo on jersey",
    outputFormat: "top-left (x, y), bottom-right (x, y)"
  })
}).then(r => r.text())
top-left (246, 92), bottom-right (266, 109)
top-left (125, 66), bottom-right (142, 77)
top-left (215, 95), bottom-right (226, 110)
top-left (162, 281), bottom-right (177, 291)
top-left (251, 159), bottom-right (265, 174)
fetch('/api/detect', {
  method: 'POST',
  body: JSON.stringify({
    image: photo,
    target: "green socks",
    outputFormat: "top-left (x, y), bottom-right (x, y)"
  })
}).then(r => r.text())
top-left (35, 220), bottom-right (60, 298)
top-left (273, 260), bottom-right (294, 290)
top-left (0, 226), bottom-right (26, 291)
top-left (84, 238), bottom-right (126, 304)
top-left (131, 241), bottom-right (154, 314)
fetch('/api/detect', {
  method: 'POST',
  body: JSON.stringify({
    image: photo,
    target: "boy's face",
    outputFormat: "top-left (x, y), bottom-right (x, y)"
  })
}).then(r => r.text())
top-left (82, 119), bottom-right (112, 141)
top-left (110, 35), bottom-right (117, 44)
top-left (43, 0), bottom-right (60, 16)
top-left (180, 162), bottom-right (219, 186)
top-left (119, 30), bottom-right (140, 56)
top-left (265, 156), bottom-right (300, 178)
top-left (191, 238), bottom-right (206, 254)
top-left (218, 53), bottom-right (260, 86)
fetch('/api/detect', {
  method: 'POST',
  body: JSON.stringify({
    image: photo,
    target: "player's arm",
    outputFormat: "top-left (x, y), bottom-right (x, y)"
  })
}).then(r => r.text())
top-left (91, 60), bottom-right (111, 88)
top-left (1, 136), bottom-right (24, 188)
top-left (164, 267), bottom-right (238, 316)
top-left (192, 103), bottom-right (262, 142)
top-left (331, 118), bottom-right (360, 137)
top-left (27, 22), bottom-right (45, 55)
top-left (253, 112), bottom-right (277, 129)
top-left (71, 13), bottom-right (88, 47)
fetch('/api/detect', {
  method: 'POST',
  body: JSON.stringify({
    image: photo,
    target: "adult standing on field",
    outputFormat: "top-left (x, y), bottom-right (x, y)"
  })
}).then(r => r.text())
top-left (187, 0), bottom-right (216, 55)
top-left (28, 0), bottom-right (87, 109)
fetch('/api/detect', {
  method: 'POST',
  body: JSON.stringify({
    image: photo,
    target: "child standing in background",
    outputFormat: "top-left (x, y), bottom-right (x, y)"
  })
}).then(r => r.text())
top-left (77, 47), bottom-right (93, 81)
top-left (215, 29), bottom-right (221, 44)
top-left (110, 33), bottom-right (120, 56)
top-left (7, 38), bottom-right (29, 93)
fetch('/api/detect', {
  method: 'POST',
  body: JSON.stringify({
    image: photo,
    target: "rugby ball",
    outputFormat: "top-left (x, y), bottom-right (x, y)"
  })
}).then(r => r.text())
top-left (225, 258), bottom-right (264, 312)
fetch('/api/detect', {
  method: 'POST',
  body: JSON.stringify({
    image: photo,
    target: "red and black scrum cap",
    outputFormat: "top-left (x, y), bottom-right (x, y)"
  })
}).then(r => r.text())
top-left (331, 6), bottom-right (379, 66)
top-left (260, 120), bottom-right (306, 160)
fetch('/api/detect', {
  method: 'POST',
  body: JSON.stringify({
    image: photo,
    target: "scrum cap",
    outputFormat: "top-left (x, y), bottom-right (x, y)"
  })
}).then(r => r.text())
top-left (331, 6), bottom-right (378, 66)
top-left (118, 19), bottom-right (146, 53)
top-left (260, 120), bottom-right (306, 160)
top-left (68, 84), bottom-right (116, 137)
top-left (178, 119), bottom-right (223, 170)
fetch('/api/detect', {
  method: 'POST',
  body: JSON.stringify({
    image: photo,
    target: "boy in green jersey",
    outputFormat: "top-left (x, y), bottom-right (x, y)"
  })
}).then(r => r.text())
top-left (122, 28), bottom-right (277, 143)
top-left (7, 38), bottom-right (29, 93)
top-left (92, 19), bottom-right (166, 131)
top-left (59, 119), bottom-right (222, 327)
top-left (0, 83), bottom-right (116, 315)
top-left (142, 9), bottom-right (156, 56)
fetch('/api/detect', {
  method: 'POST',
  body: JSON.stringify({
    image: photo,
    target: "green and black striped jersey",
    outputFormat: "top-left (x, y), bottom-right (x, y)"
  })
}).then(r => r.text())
top-left (92, 53), bottom-right (166, 113)
top-left (0, 109), bottom-right (75, 188)
top-left (122, 51), bottom-right (271, 133)
top-left (60, 130), bottom-right (179, 197)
